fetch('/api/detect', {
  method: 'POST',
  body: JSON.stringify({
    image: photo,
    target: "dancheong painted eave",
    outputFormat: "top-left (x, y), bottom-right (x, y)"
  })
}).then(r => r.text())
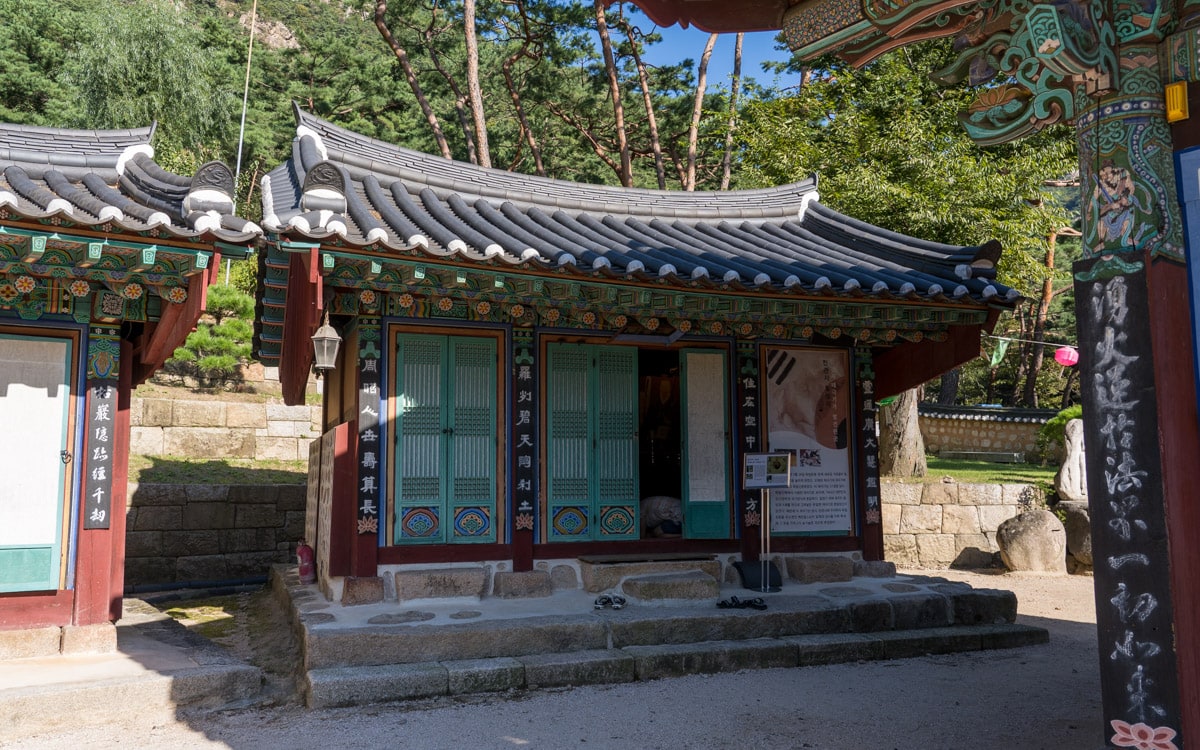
top-left (0, 121), bottom-right (261, 249)
top-left (260, 105), bottom-right (1020, 309)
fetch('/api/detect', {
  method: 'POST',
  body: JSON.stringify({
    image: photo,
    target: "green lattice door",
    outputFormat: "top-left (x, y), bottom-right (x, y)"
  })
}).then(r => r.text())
top-left (0, 333), bottom-right (73, 592)
top-left (547, 344), bottom-right (639, 541)
top-left (681, 349), bottom-right (731, 538)
top-left (393, 334), bottom-right (497, 544)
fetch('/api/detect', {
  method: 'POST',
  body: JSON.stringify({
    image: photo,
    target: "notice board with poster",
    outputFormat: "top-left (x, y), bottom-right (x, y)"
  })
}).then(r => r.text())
top-left (762, 346), bottom-right (853, 534)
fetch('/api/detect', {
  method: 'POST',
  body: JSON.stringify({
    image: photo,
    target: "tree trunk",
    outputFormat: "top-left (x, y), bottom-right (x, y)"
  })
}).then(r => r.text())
top-left (1022, 231), bottom-right (1060, 407)
top-left (937, 367), bottom-right (960, 405)
top-left (500, 1), bottom-right (545, 176)
top-left (685, 33), bottom-right (718, 191)
top-left (425, 36), bottom-right (478, 164)
top-left (374, 0), bottom-right (451, 159)
top-left (618, 17), bottom-right (666, 189)
top-left (878, 388), bottom-right (927, 478)
top-left (720, 33), bottom-right (743, 191)
top-left (594, 0), bottom-right (631, 186)
top-left (462, 0), bottom-right (491, 168)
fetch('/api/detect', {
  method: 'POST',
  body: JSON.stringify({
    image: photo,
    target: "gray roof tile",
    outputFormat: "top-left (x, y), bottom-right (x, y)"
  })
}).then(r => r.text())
top-left (0, 121), bottom-right (260, 245)
top-left (261, 108), bottom-right (1016, 307)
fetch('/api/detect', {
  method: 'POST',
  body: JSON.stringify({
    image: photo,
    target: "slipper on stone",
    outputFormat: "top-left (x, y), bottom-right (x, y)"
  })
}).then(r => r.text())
top-left (744, 597), bottom-right (768, 610)
top-left (610, 595), bottom-right (626, 610)
top-left (717, 599), bottom-right (735, 609)
top-left (594, 595), bottom-right (612, 609)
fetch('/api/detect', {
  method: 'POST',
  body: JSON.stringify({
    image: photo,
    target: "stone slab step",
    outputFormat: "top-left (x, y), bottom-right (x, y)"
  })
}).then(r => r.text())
top-left (302, 623), bottom-right (1048, 708)
top-left (622, 570), bottom-right (720, 600)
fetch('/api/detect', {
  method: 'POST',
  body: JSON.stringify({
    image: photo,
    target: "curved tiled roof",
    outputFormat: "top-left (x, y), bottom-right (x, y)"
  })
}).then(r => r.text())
top-left (261, 107), bottom-right (1018, 306)
top-left (0, 122), bottom-right (261, 244)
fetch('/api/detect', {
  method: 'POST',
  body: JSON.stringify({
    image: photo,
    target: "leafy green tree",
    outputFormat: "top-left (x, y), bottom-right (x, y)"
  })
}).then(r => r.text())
top-left (0, 0), bottom-right (92, 125)
top-left (162, 286), bottom-right (255, 389)
top-left (63, 0), bottom-right (241, 158)
top-left (736, 42), bottom-right (1077, 292)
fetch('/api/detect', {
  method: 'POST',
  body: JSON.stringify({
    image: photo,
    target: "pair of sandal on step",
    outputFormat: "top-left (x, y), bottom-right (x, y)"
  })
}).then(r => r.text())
top-left (594, 594), bottom-right (626, 610)
top-left (717, 596), bottom-right (767, 610)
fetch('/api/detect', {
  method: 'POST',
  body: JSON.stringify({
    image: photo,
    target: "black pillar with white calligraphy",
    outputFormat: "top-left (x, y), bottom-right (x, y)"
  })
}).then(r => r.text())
top-left (357, 318), bottom-right (382, 536)
top-left (512, 328), bottom-right (536, 568)
top-left (83, 327), bottom-right (120, 530)
top-left (1074, 255), bottom-right (1182, 744)
top-left (736, 342), bottom-right (762, 546)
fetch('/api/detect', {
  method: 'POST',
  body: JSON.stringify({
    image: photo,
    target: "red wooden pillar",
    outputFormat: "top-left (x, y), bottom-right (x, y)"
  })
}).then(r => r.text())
top-left (1149, 259), bottom-right (1200, 742)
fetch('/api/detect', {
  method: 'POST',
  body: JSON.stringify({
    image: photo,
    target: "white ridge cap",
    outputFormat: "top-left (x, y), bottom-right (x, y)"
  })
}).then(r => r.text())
top-left (843, 278), bottom-right (861, 291)
top-left (296, 125), bottom-right (328, 160)
top-left (46, 198), bottom-right (73, 215)
top-left (955, 264), bottom-right (972, 279)
top-left (872, 281), bottom-right (888, 293)
top-left (658, 263), bottom-right (677, 277)
top-left (115, 144), bottom-right (154, 175)
top-left (691, 266), bottom-right (710, 279)
top-left (592, 256), bottom-right (611, 270)
top-left (900, 282), bottom-right (915, 294)
top-left (288, 215), bottom-right (312, 232)
top-left (627, 260), bottom-right (645, 273)
top-left (365, 227), bottom-right (388, 244)
top-left (754, 273), bottom-right (771, 286)
top-left (521, 248), bottom-right (540, 261)
top-left (815, 276), bottom-right (832, 290)
top-left (147, 211), bottom-right (170, 227)
top-left (723, 270), bottom-right (741, 283)
top-left (784, 275), bottom-right (801, 288)
top-left (448, 238), bottom-right (468, 253)
top-left (408, 234), bottom-right (429, 249)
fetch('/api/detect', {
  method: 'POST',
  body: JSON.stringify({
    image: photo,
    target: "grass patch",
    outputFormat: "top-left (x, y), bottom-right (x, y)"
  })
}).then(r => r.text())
top-left (894, 457), bottom-right (1059, 485)
top-left (131, 456), bottom-right (307, 485)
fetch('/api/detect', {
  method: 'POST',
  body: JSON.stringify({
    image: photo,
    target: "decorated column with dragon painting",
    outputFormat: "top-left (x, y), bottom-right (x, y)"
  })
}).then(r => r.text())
top-left (950, 6), bottom-right (1197, 744)
top-left (957, 10), bottom-right (1196, 747)
top-left (771, 0), bottom-right (1197, 741)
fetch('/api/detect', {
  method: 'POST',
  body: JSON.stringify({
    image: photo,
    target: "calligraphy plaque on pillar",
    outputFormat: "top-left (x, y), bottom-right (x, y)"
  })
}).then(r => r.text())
top-left (82, 379), bottom-right (117, 530)
top-left (1074, 255), bottom-right (1181, 742)
top-left (736, 342), bottom-right (762, 528)
top-left (356, 319), bottom-right (382, 535)
top-left (855, 353), bottom-right (881, 525)
top-left (512, 329), bottom-right (537, 534)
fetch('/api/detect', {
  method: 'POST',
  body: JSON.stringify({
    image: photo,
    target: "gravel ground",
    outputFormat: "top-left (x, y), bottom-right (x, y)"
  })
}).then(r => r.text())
top-left (10, 570), bottom-right (1103, 750)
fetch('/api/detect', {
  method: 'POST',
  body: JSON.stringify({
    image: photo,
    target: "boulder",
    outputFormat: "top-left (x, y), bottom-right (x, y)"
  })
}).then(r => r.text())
top-left (1054, 419), bottom-right (1088, 503)
top-left (1058, 500), bottom-right (1093, 568)
top-left (996, 509), bottom-right (1067, 574)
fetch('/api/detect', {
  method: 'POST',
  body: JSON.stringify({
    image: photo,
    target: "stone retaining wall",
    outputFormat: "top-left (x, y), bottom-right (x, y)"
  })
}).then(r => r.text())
top-left (124, 483), bottom-right (306, 588)
top-left (881, 480), bottom-right (1041, 568)
top-left (919, 416), bottom-right (1043, 459)
top-left (129, 398), bottom-right (320, 461)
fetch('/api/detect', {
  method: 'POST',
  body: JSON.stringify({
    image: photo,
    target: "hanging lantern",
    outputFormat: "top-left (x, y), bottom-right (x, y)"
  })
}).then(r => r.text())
top-left (1054, 346), bottom-right (1079, 367)
top-left (311, 310), bottom-right (342, 374)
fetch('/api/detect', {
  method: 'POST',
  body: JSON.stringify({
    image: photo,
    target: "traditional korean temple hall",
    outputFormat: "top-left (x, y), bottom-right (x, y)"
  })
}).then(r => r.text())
top-left (260, 108), bottom-right (1020, 606)
top-left (0, 122), bottom-right (258, 647)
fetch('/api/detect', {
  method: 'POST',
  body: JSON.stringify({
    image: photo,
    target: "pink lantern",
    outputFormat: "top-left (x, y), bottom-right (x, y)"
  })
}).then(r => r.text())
top-left (1054, 346), bottom-right (1080, 367)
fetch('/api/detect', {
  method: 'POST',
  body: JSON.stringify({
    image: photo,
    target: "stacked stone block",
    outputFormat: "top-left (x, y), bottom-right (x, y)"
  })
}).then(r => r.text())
top-left (881, 480), bottom-right (1038, 569)
top-left (129, 398), bottom-right (321, 461)
top-left (125, 484), bottom-right (306, 587)
top-left (918, 415), bottom-right (1043, 460)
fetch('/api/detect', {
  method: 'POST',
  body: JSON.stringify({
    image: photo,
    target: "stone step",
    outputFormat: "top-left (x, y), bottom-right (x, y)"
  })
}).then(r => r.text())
top-left (622, 570), bottom-right (720, 600)
top-left (579, 555), bottom-right (721, 593)
top-left (303, 623), bottom-right (1047, 708)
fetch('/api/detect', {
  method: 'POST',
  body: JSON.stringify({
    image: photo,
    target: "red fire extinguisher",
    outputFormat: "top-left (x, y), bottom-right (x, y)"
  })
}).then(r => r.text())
top-left (296, 539), bottom-right (316, 584)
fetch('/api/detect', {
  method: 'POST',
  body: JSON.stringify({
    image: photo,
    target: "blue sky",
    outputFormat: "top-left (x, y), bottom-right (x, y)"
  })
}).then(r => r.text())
top-left (635, 23), bottom-right (801, 92)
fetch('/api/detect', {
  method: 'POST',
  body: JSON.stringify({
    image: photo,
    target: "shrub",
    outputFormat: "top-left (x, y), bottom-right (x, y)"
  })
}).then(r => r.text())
top-left (161, 285), bottom-right (254, 389)
top-left (1036, 404), bottom-right (1084, 464)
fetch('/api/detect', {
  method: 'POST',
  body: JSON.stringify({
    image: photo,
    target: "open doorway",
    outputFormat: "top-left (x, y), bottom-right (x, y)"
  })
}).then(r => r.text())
top-left (638, 349), bottom-right (682, 538)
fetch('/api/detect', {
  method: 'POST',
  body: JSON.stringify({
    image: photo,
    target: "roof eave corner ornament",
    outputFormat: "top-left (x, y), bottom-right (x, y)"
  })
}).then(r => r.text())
top-left (301, 160), bottom-right (349, 216)
top-left (185, 161), bottom-right (237, 212)
top-left (929, 0), bottom-right (1119, 147)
